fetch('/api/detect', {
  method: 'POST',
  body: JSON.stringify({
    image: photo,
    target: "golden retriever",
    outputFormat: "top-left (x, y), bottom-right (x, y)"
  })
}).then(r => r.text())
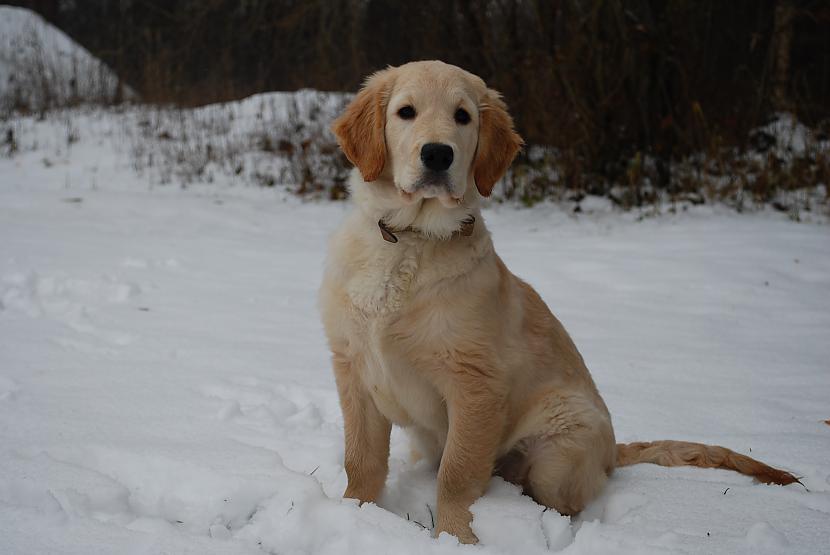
top-left (319, 60), bottom-right (798, 544)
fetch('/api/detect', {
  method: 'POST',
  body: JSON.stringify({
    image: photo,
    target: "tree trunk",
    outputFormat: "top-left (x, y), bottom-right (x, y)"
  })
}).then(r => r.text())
top-left (771, 0), bottom-right (795, 112)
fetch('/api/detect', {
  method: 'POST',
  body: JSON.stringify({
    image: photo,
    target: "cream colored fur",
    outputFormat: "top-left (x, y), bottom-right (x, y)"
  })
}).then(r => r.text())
top-left (319, 60), bottom-right (798, 545)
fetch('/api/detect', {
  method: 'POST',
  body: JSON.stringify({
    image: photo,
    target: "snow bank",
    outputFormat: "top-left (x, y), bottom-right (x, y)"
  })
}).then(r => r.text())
top-left (124, 90), bottom-right (349, 191)
top-left (0, 6), bottom-right (127, 114)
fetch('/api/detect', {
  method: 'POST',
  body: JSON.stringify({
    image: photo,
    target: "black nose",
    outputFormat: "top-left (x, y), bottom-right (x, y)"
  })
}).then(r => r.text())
top-left (420, 143), bottom-right (454, 172)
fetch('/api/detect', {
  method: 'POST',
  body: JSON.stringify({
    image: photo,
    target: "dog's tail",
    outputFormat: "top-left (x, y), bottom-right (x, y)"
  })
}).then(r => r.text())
top-left (615, 440), bottom-right (801, 486)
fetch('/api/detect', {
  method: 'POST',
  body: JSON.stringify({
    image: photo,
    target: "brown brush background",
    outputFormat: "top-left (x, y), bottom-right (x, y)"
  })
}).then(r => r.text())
top-left (11, 0), bottom-right (830, 207)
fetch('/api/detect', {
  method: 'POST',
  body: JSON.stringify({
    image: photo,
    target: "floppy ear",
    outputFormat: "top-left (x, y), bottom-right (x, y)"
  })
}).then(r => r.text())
top-left (474, 90), bottom-right (524, 197)
top-left (331, 69), bottom-right (394, 182)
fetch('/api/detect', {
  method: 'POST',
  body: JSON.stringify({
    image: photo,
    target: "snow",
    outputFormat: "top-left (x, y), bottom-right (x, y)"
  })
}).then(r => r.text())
top-left (756, 112), bottom-right (828, 159)
top-left (121, 89), bottom-right (348, 189)
top-left (0, 6), bottom-right (127, 114)
top-left (2, 105), bottom-right (830, 554)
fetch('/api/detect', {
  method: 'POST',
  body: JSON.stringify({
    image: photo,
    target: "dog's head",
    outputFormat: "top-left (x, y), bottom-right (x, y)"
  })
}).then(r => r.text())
top-left (332, 61), bottom-right (523, 213)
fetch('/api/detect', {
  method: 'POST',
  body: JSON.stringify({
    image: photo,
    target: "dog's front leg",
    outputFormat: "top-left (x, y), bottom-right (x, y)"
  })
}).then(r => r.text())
top-left (434, 372), bottom-right (506, 544)
top-left (333, 353), bottom-right (392, 503)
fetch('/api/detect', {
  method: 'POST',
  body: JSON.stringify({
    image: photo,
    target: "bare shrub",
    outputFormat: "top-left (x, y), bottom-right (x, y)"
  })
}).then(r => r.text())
top-left (124, 91), bottom-right (350, 196)
top-left (503, 113), bottom-right (829, 218)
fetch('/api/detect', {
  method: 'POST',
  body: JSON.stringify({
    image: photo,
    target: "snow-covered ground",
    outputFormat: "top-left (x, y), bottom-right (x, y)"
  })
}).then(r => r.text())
top-left (0, 6), bottom-right (126, 114)
top-left (2, 106), bottom-right (830, 555)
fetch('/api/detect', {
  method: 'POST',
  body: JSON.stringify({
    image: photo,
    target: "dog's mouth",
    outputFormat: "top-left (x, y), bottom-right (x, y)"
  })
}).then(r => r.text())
top-left (398, 172), bottom-right (463, 207)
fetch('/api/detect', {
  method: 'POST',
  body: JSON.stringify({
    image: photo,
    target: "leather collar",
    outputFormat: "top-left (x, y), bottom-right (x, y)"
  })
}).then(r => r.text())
top-left (377, 215), bottom-right (475, 243)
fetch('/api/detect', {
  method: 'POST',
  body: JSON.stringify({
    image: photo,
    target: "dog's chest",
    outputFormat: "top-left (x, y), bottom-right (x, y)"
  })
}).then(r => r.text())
top-left (342, 246), bottom-right (449, 433)
top-left (345, 240), bottom-right (424, 315)
top-left (362, 324), bottom-right (447, 433)
top-left (343, 310), bottom-right (446, 435)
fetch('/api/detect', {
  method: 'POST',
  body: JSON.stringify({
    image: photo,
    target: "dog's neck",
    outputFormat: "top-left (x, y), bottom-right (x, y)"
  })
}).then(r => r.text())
top-left (349, 171), bottom-right (481, 242)
top-left (377, 215), bottom-right (476, 243)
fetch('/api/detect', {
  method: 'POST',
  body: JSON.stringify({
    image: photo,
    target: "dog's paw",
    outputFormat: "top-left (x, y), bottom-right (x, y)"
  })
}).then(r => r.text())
top-left (435, 519), bottom-right (479, 544)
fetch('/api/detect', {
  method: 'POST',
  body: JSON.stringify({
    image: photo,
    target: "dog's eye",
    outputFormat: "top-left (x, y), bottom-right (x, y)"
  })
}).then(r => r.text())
top-left (454, 108), bottom-right (471, 125)
top-left (397, 106), bottom-right (416, 120)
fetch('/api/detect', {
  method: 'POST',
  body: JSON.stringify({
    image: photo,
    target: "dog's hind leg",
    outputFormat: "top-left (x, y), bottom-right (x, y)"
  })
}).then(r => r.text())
top-left (498, 388), bottom-right (616, 515)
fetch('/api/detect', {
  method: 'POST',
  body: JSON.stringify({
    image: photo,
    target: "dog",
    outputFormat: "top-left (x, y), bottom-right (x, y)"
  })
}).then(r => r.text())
top-left (319, 60), bottom-right (798, 544)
